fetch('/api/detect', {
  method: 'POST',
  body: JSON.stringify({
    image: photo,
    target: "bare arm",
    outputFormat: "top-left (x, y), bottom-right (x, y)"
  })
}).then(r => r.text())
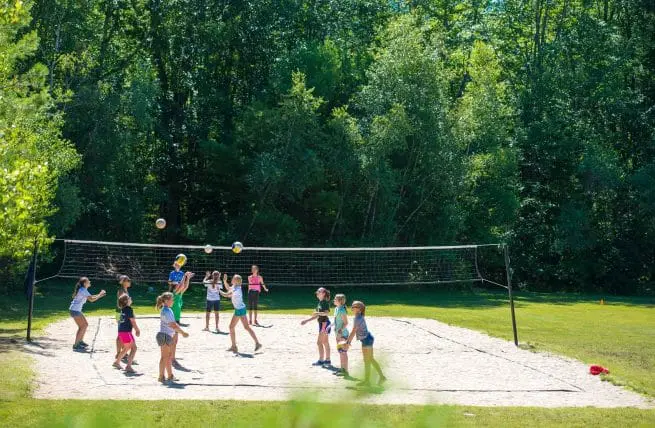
top-left (301, 314), bottom-right (319, 325)
top-left (168, 321), bottom-right (189, 337)
top-left (261, 276), bottom-right (268, 292)
top-left (87, 290), bottom-right (106, 302)
top-left (130, 318), bottom-right (140, 336)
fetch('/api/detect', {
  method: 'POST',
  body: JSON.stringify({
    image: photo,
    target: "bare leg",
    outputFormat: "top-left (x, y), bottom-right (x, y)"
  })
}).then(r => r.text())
top-left (229, 316), bottom-right (239, 349)
top-left (115, 336), bottom-right (121, 358)
top-left (165, 345), bottom-right (174, 378)
top-left (114, 342), bottom-right (130, 364)
top-left (159, 345), bottom-right (169, 380)
top-left (127, 342), bottom-right (137, 369)
top-left (317, 335), bottom-right (325, 361)
top-left (205, 311), bottom-right (210, 330)
top-left (171, 332), bottom-right (178, 362)
top-left (369, 348), bottom-right (385, 382)
top-left (239, 316), bottom-right (260, 344)
top-left (214, 311), bottom-right (219, 330)
top-left (73, 315), bottom-right (88, 345)
top-left (322, 333), bottom-right (331, 361)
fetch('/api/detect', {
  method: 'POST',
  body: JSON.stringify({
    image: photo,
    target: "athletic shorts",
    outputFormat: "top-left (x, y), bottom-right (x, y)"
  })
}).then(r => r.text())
top-left (118, 332), bottom-right (135, 344)
top-left (206, 300), bottom-right (220, 312)
top-left (234, 307), bottom-right (247, 317)
top-left (319, 319), bottom-right (332, 334)
top-left (69, 310), bottom-right (83, 318)
top-left (361, 334), bottom-right (375, 348)
top-left (156, 332), bottom-right (173, 346)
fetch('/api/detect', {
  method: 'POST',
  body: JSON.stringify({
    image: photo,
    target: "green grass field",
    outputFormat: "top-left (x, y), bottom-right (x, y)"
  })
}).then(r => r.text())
top-left (1, 281), bottom-right (654, 427)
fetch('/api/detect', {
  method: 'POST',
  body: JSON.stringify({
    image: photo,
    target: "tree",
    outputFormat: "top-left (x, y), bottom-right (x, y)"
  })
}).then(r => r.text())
top-left (0, 0), bottom-right (79, 281)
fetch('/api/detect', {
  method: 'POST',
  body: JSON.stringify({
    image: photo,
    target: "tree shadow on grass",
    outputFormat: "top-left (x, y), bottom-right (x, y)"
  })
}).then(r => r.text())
top-left (0, 336), bottom-right (63, 357)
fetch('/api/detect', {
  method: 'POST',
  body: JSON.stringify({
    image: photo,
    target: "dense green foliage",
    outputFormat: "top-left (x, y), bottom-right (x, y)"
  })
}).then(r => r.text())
top-left (1, 0), bottom-right (654, 293)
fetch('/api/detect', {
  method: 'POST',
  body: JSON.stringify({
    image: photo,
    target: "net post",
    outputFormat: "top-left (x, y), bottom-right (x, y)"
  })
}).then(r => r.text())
top-left (504, 243), bottom-right (518, 347)
top-left (26, 239), bottom-right (38, 342)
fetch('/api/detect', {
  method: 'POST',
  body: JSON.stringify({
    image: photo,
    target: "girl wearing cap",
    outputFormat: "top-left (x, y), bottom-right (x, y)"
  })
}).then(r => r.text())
top-left (345, 300), bottom-right (386, 387)
top-left (301, 287), bottom-right (332, 367)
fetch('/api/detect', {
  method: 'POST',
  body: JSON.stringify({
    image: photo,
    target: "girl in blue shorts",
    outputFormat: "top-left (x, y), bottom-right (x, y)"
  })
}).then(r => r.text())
top-left (345, 300), bottom-right (386, 387)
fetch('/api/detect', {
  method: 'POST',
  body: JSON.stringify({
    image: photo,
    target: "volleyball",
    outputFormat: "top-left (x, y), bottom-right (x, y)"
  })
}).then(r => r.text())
top-left (155, 218), bottom-right (166, 229)
top-left (175, 253), bottom-right (187, 267)
top-left (204, 244), bottom-right (213, 254)
top-left (232, 241), bottom-right (243, 254)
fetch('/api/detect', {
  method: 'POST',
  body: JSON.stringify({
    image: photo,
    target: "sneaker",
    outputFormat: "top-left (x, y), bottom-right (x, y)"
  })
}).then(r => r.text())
top-left (79, 341), bottom-right (89, 348)
top-left (335, 369), bottom-right (348, 377)
top-left (254, 343), bottom-right (262, 352)
top-left (202, 327), bottom-right (210, 332)
top-left (125, 366), bottom-right (137, 374)
top-left (72, 343), bottom-right (85, 351)
top-left (121, 356), bottom-right (138, 365)
top-left (378, 376), bottom-right (387, 386)
top-left (312, 360), bottom-right (325, 366)
top-left (166, 376), bottom-right (179, 383)
top-left (322, 360), bottom-right (332, 366)
top-left (158, 376), bottom-right (166, 383)
top-left (356, 381), bottom-right (370, 387)
top-left (112, 362), bottom-right (122, 370)
top-left (226, 346), bottom-right (238, 353)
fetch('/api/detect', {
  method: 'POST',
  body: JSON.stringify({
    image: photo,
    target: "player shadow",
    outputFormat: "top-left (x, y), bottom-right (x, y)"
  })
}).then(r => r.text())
top-left (235, 352), bottom-right (255, 358)
top-left (253, 324), bottom-right (273, 329)
top-left (173, 363), bottom-right (193, 372)
top-left (123, 372), bottom-right (144, 378)
top-left (345, 385), bottom-right (385, 395)
top-left (212, 331), bottom-right (229, 335)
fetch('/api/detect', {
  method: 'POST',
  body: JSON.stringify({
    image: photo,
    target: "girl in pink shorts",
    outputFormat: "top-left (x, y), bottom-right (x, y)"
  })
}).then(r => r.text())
top-left (113, 294), bottom-right (140, 373)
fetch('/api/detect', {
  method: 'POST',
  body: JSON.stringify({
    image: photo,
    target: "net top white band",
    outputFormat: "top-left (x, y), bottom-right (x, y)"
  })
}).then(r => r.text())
top-left (58, 239), bottom-right (501, 251)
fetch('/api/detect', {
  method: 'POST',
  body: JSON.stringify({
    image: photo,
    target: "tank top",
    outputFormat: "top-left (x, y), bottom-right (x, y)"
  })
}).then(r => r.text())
top-left (248, 275), bottom-right (262, 292)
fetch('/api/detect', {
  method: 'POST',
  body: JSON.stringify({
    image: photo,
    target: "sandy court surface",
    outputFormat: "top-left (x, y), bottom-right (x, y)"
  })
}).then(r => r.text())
top-left (26, 314), bottom-right (652, 408)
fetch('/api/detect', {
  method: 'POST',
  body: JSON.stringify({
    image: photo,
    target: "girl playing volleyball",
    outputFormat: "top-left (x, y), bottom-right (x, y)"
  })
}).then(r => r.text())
top-left (69, 277), bottom-right (106, 350)
top-left (333, 293), bottom-right (350, 377)
top-left (113, 294), bottom-right (140, 373)
top-left (219, 273), bottom-right (262, 353)
top-left (115, 275), bottom-right (133, 363)
top-left (247, 265), bottom-right (268, 326)
top-left (170, 270), bottom-right (194, 368)
top-left (203, 271), bottom-right (223, 332)
top-left (300, 287), bottom-right (331, 367)
top-left (155, 292), bottom-right (189, 383)
top-left (345, 301), bottom-right (387, 387)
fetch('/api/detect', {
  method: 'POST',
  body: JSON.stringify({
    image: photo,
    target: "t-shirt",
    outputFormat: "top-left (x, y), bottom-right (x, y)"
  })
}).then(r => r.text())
top-left (118, 306), bottom-right (135, 332)
top-left (172, 293), bottom-right (183, 322)
top-left (69, 288), bottom-right (92, 312)
top-left (248, 275), bottom-right (263, 292)
top-left (334, 306), bottom-right (349, 339)
top-left (203, 280), bottom-right (221, 301)
top-left (231, 285), bottom-right (246, 310)
top-left (316, 299), bottom-right (329, 324)
top-left (353, 314), bottom-right (370, 340)
top-left (160, 306), bottom-right (176, 336)
top-left (169, 270), bottom-right (184, 284)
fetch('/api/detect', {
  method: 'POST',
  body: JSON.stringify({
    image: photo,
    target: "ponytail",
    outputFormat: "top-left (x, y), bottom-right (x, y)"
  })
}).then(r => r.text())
top-left (156, 292), bottom-right (174, 310)
top-left (324, 289), bottom-right (331, 301)
top-left (211, 271), bottom-right (220, 290)
top-left (72, 277), bottom-right (88, 298)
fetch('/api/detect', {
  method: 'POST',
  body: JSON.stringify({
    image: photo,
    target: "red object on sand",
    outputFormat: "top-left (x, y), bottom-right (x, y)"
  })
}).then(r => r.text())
top-left (589, 365), bottom-right (609, 375)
